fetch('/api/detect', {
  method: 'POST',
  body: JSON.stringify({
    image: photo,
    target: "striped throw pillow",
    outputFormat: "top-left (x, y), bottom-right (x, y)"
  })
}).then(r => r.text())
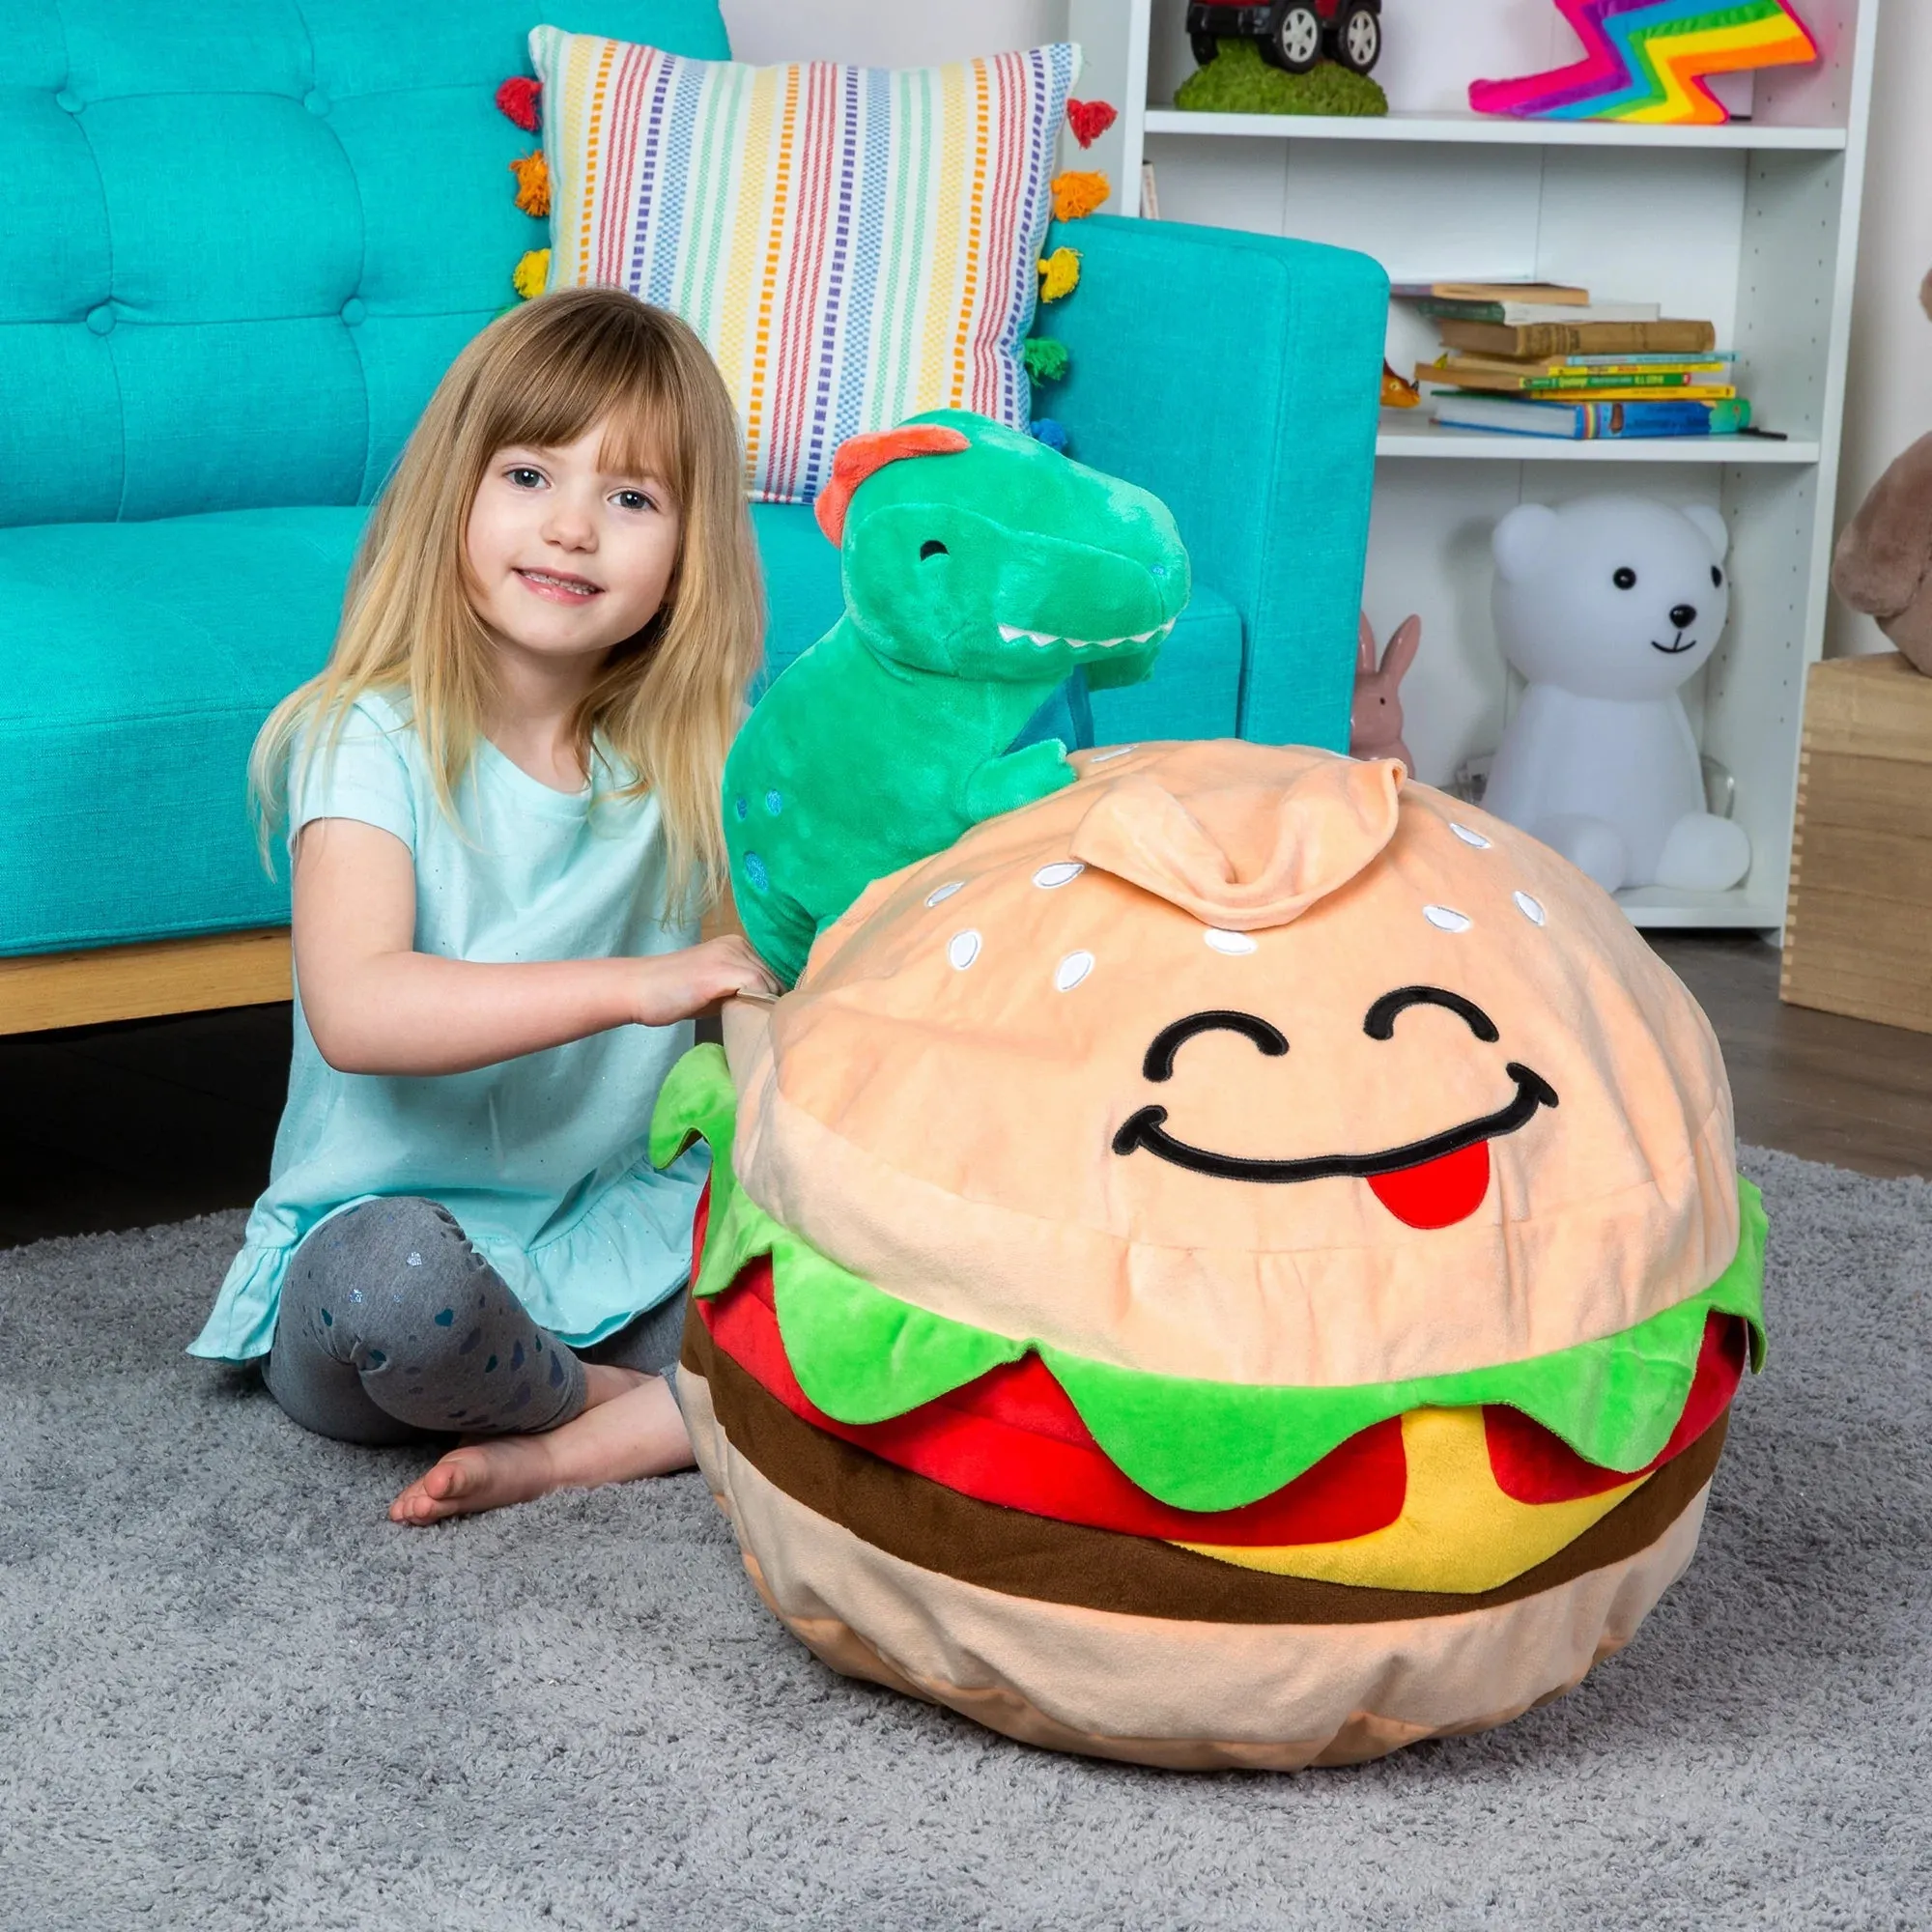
top-left (529, 27), bottom-right (1080, 505)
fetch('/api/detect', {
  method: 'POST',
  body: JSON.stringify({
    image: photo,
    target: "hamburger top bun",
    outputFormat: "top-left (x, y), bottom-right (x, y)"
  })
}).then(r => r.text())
top-left (730, 741), bottom-right (1738, 1389)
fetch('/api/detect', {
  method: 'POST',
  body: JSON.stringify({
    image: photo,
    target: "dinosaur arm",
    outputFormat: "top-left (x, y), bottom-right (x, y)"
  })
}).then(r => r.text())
top-left (962, 739), bottom-right (1078, 821)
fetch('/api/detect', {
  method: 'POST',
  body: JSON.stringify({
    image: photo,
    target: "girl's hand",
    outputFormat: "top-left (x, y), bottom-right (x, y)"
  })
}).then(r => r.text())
top-left (634, 935), bottom-right (781, 1026)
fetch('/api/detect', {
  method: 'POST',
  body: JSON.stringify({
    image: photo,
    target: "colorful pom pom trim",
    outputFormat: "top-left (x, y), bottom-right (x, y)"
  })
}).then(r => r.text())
top-left (512, 248), bottom-right (550, 301)
top-left (496, 75), bottom-right (542, 132)
top-left (1022, 337), bottom-right (1069, 384)
top-left (1030, 418), bottom-right (1070, 453)
top-left (1065, 99), bottom-right (1117, 148)
top-left (1050, 170), bottom-right (1109, 222)
top-left (510, 150), bottom-right (551, 217)
top-left (1037, 247), bottom-right (1082, 303)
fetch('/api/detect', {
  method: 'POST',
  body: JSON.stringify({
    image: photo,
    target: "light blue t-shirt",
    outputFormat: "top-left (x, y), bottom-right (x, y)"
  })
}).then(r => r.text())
top-left (191, 690), bottom-right (707, 1362)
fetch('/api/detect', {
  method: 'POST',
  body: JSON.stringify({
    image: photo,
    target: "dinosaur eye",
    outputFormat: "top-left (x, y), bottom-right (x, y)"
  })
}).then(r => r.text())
top-left (919, 539), bottom-right (949, 561)
top-left (1613, 567), bottom-right (1637, 590)
top-left (1712, 566), bottom-right (1723, 587)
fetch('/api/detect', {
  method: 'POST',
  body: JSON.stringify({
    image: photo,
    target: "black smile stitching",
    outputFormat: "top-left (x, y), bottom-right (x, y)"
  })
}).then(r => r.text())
top-left (1111, 1062), bottom-right (1559, 1184)
top-left (1651, 634), bottom-right (1697, 655)
top-left (1362, 984), bottom-right (1498, 1043)
top-left (1141, 1009), bottom-right (1289, 1083)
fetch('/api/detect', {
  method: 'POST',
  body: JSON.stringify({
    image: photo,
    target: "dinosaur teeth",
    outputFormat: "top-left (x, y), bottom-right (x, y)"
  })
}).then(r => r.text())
top-left (997, 620), bottom-right (1176, 649)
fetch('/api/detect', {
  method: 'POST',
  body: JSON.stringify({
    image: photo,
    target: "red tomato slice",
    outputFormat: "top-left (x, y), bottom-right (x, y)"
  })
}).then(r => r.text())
top-left (1484, 1312), bottom-right (1746, 1504)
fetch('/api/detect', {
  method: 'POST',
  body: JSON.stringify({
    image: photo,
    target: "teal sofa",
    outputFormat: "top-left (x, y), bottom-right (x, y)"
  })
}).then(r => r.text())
top-left (0, 0), bottom-right (1384, 967)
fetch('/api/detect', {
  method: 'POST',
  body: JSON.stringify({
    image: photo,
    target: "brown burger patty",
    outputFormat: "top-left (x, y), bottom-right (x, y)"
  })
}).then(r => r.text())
top-left (685, 1306), bottom-right (1727, 1627)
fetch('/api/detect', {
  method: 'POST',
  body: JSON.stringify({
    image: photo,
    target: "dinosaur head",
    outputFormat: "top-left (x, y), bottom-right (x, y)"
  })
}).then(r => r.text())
top-left (822, 410), bottom-right (1191, 684)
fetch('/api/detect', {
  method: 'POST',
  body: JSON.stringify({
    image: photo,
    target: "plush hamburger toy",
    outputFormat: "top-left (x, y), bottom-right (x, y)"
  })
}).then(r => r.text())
top-left (653, 741), bottom-right (1765, 1771)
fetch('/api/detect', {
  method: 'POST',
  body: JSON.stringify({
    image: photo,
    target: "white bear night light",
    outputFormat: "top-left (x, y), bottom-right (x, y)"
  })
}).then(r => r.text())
top-left (1483, 496), bottom-right (1749, 897)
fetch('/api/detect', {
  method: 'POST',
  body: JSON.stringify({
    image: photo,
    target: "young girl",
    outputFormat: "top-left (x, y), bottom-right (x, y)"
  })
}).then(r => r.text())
top-left (192, 288), bottom-right (779, 1523)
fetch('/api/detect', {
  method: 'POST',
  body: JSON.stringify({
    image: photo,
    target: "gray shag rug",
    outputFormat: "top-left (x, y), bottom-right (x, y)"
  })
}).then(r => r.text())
top-left (3, 1145), bottom-right (1929, 1931)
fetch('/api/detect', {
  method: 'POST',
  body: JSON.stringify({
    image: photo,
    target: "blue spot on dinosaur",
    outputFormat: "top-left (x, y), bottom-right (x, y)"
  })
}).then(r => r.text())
top-left (434, 1308), bottom-right (454, 1327)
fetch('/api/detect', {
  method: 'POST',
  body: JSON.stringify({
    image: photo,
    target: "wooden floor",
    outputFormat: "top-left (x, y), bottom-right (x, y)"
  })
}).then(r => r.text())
top-left (1649, 934), bottom-right (1932, 1180)
top-left (3, 934), bottom-right (1929, 1251)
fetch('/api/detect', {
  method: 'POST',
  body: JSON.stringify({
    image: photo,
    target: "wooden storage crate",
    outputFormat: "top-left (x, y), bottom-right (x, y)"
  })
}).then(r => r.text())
top-left (1782, 653), bottom-right (1932, 1033)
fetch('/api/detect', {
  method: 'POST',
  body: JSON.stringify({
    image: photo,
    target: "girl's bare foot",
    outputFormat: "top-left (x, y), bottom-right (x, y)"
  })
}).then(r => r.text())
top-left (388, 1369), bottom-right (692, 1525)
top-left (389, 1435), bottom-right (556, 1523)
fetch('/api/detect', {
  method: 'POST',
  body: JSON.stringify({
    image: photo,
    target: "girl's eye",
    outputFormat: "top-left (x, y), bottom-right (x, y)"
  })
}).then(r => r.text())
top-left (507, 467), bottom-right (545, 490)
top-left (613, 490), bottom-right (654, 513)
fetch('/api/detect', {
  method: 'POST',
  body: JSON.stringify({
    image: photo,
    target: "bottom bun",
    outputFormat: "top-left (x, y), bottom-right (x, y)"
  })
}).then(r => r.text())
top-left (679, 1358), bottom-right (1712, 1772)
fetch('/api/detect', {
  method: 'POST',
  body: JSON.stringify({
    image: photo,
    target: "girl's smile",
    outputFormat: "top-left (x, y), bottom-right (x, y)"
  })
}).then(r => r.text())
top-left (514, 566), bottom-right (605, 604)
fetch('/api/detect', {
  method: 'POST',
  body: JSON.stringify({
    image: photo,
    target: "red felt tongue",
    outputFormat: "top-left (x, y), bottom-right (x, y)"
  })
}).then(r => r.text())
top-left (1366, 1139), bottom-right (1492, 1230)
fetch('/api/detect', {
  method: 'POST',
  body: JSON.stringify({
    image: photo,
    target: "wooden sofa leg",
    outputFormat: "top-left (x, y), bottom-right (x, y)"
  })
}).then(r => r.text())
top-left (0, 928), bottom-right (293, 1036)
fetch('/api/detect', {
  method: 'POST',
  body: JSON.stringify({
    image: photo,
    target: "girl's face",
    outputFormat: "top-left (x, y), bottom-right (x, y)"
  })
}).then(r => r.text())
top-left (465, 416), bottom-right (682, 670)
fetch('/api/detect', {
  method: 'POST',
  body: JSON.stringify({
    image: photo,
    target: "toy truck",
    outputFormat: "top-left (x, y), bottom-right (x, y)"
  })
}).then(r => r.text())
top-left (1186, 0), bottom-right (1383, 76)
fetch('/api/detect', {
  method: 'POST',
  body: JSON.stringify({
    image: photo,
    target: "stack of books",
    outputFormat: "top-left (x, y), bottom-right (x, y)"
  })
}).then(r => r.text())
top-left (1392, 284), bottom-right (1753, 442)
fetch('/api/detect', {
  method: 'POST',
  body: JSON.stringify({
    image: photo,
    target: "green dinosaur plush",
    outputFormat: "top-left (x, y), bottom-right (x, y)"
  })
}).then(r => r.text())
top-left (724, 409), bottom-right (1191, 985)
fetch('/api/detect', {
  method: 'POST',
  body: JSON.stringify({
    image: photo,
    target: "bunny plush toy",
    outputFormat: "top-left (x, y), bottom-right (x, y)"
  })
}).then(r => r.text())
top-left (1350, 611), bottom-right (1420, 776)
top-left (1482, 494), bottom-right (1749, 896)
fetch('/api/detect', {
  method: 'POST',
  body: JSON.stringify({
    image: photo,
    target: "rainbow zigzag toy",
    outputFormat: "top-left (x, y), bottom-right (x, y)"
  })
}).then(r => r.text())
top-left (1469, 0), bottom-right (1818, 126)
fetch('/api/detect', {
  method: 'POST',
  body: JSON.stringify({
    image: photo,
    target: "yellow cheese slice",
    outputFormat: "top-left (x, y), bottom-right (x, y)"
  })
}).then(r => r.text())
top-left (1174, 1406), bottom-right (1646, 1595)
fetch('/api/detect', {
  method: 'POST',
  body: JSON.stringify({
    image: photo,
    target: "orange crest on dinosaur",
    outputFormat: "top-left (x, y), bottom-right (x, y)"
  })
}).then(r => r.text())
top-left (813, 425), bottom-right (972, 546)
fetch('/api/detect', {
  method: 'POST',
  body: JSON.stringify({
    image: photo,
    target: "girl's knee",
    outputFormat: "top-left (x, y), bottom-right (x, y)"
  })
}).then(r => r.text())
top-left (285, 1196), bottom-right (490, 1359)
top-left (279, 1196), bottom-right (582, 1434)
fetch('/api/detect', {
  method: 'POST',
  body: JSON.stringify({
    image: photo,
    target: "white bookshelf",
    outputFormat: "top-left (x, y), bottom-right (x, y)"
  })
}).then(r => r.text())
top-left (1065, 0), bottom-right (1881, 934)
top-left (1139, 108), bottom-right (1852, 151)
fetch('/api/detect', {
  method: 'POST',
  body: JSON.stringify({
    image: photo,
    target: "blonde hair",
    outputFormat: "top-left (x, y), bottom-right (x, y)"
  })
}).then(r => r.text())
top-left (252, 287), bottom-right (763, 911)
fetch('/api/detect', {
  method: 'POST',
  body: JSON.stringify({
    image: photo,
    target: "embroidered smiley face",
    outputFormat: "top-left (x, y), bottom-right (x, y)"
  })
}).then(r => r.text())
top-left (1111, 986), bottom-right (1560, 1231)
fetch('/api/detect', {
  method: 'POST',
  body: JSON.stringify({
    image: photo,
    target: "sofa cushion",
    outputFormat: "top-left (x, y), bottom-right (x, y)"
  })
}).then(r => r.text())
top-left (0, 509), bottom-right (362, 953)
top-left (529, 27), bottom-right (1079, 505)
top-left (0, 503), bottom-right (1247, 954)
top-left (0, 0), bottom-right (728, 530)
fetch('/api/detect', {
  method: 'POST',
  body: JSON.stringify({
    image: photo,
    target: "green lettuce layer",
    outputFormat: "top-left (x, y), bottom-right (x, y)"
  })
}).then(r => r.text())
top-left (653, 1045), bottom-right (1766, 1515)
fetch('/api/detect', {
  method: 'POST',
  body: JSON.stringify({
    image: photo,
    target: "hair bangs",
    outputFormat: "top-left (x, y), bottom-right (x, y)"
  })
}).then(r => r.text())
top-left (484, 313), bottom-right (692, 507)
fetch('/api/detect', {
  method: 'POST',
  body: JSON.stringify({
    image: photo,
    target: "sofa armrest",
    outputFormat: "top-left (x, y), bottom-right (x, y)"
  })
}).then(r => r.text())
top-left (1041, 215), bottom-right (1387, 750)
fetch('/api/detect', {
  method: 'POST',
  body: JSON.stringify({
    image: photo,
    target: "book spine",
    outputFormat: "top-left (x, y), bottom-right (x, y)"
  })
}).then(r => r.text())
top-left (1434, 398), bottom-right (1752, 440)
top-left (1546, 386), bottom-right (1739, 402)
top-left (1411, 298), bottom-right (1506, 323)
top-left (1432, 404), bottom-right (1591, 439)
top-left (1521, 374), bottom-right (1727, 393)
top-left (1582, 400), bottom-right (1752, 438)
top-left (1437, 321), bottom-right (1720, 357)
top-left (1432, 369), bottom-right (1732, 393)
top-left (1559, 354), bottom-right (1735, 369)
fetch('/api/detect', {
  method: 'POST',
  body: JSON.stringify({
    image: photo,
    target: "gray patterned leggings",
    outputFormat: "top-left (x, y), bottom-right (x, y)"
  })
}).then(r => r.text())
top-left (264, 1195), bottom-right (685, 1447)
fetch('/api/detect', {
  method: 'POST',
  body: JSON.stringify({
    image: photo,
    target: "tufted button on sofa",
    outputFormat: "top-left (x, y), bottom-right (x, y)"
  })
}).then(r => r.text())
top-left (0, 0), bottom-right (1385, 1026)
